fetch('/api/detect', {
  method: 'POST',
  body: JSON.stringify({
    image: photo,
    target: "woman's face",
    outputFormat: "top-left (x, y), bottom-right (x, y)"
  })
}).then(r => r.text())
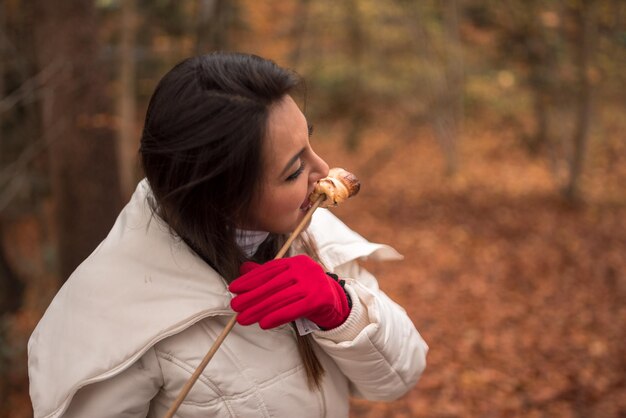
top-left (246, 95), bottom-right (329, 234)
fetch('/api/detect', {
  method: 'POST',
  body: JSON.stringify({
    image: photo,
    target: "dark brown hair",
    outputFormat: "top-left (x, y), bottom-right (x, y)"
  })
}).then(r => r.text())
top-left (140, 52), bottom-right (325, 388)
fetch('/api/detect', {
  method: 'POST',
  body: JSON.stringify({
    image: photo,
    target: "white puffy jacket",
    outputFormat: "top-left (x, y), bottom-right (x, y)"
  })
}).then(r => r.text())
top-left (28, 180), bottom-right (428, 418)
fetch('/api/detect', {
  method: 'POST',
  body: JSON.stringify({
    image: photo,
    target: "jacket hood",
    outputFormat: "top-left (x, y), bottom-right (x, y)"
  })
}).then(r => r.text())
top-left (28, 179), bottom-right (401, 418)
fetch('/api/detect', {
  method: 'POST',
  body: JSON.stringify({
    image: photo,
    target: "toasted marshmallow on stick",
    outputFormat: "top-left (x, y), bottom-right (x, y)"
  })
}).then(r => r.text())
top-left (309, 167), bottom-right (361, 208)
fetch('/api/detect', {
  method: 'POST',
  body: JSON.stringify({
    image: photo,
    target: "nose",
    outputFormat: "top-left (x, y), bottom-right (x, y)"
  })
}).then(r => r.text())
top-left (310, 151), bottom-right (329, 183)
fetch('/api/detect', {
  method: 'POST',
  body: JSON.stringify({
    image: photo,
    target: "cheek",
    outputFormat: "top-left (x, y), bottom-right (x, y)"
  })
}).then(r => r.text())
top-left (266, 184), bottom-right (308, 226)
top-left (275, 184), bottom-right (306, 213)
top-left (258, 186), bottom-right (299, 218)
top-left (251, 178), bottom-right (310, 232)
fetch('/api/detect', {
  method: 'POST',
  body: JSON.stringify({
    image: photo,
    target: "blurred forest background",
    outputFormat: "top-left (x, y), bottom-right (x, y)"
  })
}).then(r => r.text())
top-left (1, 0), bottom-right (625, 417)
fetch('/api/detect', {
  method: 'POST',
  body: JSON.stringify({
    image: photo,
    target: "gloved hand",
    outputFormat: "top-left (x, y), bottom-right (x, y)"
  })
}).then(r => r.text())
top-left (229, 255), bottom-right (351, 330)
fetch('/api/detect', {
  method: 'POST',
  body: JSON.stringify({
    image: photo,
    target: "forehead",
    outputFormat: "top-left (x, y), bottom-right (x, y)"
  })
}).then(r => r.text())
top-left (264, 95), bottom-right (308, 169)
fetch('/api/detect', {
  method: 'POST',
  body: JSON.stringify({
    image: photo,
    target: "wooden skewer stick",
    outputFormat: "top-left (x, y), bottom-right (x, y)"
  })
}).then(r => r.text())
top-left (163, 195), bottom-right (325, 418)
top-left (273, 196), bottom-right (324, 259)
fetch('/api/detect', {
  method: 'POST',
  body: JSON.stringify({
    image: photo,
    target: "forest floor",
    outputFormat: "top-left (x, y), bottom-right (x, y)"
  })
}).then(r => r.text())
top-left (1, 121), bottom-right (625, 417)
top-left (323, 122), bottom-right (626, 418)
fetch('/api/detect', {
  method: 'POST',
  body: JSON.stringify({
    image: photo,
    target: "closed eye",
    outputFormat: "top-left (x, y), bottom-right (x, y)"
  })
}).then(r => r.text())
top-left (286, 160), bottom-right (306, 182)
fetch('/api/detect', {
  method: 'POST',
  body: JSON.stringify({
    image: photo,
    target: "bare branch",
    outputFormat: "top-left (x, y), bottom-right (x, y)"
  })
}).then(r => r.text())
top-left (0, 172), bottom-right (28, 213)
top-left (0, 59), bottom-right (65, 115)
top-left (0, 118), bottom-right (64, 210)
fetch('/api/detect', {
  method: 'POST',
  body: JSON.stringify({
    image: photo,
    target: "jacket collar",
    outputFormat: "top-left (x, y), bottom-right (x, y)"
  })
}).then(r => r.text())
top-left (29, 180), bottom-right (232, 418)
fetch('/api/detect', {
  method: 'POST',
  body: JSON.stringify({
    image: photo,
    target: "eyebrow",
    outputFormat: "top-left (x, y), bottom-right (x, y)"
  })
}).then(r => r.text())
top-left (280, 148), bottom-right (306, 177)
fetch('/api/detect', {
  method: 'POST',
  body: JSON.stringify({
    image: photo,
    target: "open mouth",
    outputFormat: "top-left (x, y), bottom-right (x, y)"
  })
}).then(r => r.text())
top-left (300, 198), bottom-right (313, 212)
top-left (300, 189), bottom-right (314, 211)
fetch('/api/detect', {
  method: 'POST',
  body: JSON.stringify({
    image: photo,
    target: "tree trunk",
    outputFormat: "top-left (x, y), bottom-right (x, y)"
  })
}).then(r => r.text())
top-left (194, 0), bottom-right (231, 54)
top-left (0, 222), bottom-right (24, 315)
top-left (344, 0), bottom-right (365, 152)
top-left (0, 0), bottom-right (4, 112)
top-left (437, 0), bottom-right (463, 176)
top-left (399, 0), bottom-right (462, 175)
top-left (524, 0), bottom-right (554, 156)
top-left (527, 87), bottom-right (549, 154)
top-left (288, 0), bottom-right (310, 69)
top-left (117, 0), bottom-right (139, 199)
top-left (563, 2), bottom-right (594, 201)
top-left (0, 0), bottom-right (23, 315)
top-left (33, 1), bottom-right (123, 281)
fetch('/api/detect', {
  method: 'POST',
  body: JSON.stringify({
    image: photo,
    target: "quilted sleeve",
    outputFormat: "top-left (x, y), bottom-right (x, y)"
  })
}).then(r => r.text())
top-left (312, 262), bottom-right (428, 401)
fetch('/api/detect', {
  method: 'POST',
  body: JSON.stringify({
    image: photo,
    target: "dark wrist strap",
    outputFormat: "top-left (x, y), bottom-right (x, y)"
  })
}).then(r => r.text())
top-left (326, 272), bottom-right (352, 309)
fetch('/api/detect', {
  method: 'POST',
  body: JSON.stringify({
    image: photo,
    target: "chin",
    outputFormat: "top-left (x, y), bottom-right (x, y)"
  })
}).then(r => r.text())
top-left (260, 209), bottom-right (309, 235)
top-left (278, 214), bottom-right (308, 235)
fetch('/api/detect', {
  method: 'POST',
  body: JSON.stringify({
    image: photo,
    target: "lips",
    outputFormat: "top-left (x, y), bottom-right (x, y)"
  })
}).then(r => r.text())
top-left (300, 188), bottom-right (314, 211)
top-left (300, 200), bottom-right (313, 211)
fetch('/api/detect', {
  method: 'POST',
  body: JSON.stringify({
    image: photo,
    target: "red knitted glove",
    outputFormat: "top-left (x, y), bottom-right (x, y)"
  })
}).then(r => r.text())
top-left (229, 255), bottom-right (351, 330)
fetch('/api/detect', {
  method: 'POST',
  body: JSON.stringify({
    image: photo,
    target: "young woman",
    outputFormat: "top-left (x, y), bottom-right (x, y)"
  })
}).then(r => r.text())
top-left (28, 52), bottom-right (428, 418)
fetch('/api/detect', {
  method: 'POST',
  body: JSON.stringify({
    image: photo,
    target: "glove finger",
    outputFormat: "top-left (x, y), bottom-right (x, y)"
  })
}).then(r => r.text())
top-left (229, 262), bottom-right (288, 293)
top-left (236, 288), bottom-right (304, 327)
top-left (230, 272), bottom-right (294, 312)
top-left (258, 298), bottom-right (316, 329)
top-left (239, 261), bottom-right (261, 275)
